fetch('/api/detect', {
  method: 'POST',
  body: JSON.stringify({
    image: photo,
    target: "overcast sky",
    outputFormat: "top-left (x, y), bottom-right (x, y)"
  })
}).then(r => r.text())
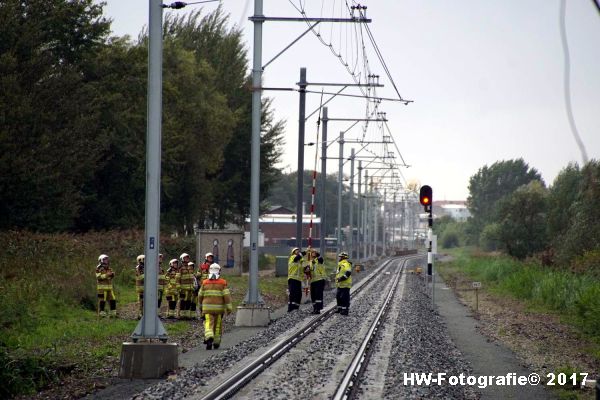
top-left (100, 0), bottom-right (600, 201)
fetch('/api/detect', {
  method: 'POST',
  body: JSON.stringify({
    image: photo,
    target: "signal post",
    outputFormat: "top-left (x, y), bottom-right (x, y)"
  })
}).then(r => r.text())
top-left (419, 185), bottom-right (434, 305)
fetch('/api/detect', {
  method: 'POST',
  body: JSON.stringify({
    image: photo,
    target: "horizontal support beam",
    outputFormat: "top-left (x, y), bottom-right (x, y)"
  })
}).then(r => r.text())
top-left (249, 16), bottom-right (371, 23)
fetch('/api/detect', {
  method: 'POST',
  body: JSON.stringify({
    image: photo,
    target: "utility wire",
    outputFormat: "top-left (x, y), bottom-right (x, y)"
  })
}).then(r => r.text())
top-left (559, 0), bottom-right (588, 164)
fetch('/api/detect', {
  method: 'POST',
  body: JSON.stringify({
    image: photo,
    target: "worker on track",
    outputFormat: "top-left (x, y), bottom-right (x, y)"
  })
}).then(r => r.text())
top-left (287, 247), bottom-right (305, 312)
top-left (309, 249), bottom-right (327, 314)
top-left (335, 252), bottom-right (352, 315)
top-left (198, 263), bottom-right (232, 350)
top-left (165, 258), bottom-right (180, 319)
top-left (135, 254), bottom-right (145, 319)
top-left (96, 254), bottom-right (117, 318)
top-left (178, 253), bottom-right (195, 319)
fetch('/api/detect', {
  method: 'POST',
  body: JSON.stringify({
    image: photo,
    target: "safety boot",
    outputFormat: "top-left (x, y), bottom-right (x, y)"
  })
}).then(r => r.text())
top-left (206, 338), bottom-right (213, 350)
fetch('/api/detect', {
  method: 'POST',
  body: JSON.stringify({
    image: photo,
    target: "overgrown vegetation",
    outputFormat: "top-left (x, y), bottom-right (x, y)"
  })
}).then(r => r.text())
top-left (0, 230), bottom-right (291, 397)
top-left (440, 249), bottom-right (600, 340)
top-left (0, 1), bottom-right (284, 233)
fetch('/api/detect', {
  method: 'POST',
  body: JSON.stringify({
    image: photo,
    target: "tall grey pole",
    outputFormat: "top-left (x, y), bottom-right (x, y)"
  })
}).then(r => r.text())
top-left (336, 130), bottom-right (344, 255)
top-left (363, 170), bottom-right (368, 259)
top-left (246, 0), bottom-right (264, 305)
top-left (382, 189), bottom-right (386, 256)
top-left (348, 148), bottom-right (355, 258)
top-left (319, 107), bottom-right (328, 256)
top-left (357, 161), bottom-right (362, 260)
top-left (296, 68), bottom-right (307, 249)
top-left (374, 192), bottom-right (378, 257)
top-left (392, 193), bottom-right (396, 252)
top-left (132, 0), bottom-right (167, 340)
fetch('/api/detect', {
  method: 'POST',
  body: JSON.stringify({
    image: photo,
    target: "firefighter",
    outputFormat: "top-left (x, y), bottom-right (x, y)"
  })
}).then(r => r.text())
top-left (188, 261), bottom-right (198, 319)
top-left (158, 253), bottom-right (166, 311)
top-left (178, 253), bottom-right (195, 319)
top-left (165, 258), bottom-right (180, 319)
top-left (288, 247), bottom-right (305, 312)
top-left (198, 263), bottom-right (232, 350)
top-left (309, 249), bottom-right (327, 314)
top-left (135, 255), bottom-right (145, 318)
top-left (96, 254), bottom-right (117, 318)
top-left (335, 252), bottom-right (352, 315)
top-left (199, 252), bottom-right (214, 282)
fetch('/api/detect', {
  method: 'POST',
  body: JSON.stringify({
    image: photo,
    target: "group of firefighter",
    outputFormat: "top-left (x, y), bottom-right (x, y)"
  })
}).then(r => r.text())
top-left (94, 247), bottom-right (353, 349)
top-left (287, 247), bottom-right (353, 316)
top-left (95, 251), bottom-right (232, 349)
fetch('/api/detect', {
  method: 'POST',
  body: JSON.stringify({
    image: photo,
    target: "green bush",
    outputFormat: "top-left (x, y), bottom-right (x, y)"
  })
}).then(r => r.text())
top-left (479, 223), bottom-right (501, 251)
top-left (441, 229), bottom-right (460, 248)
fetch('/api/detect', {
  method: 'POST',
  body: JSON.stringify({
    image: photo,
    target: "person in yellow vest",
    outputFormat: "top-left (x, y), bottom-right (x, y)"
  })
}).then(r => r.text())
top-left (178, 253), bottom-right (195, 319)
top-left (198, 263), bottom-right (232, 350)
top-left (158, 253), bottom-right (166, 313)
top-left (288, 247), bottom-right (306, 312)
top-left (335, 252), bottom-right (353, 315)
top-left (165, 258), bottom-right (180, 319)
top-left (309, 249), bottom-right (327, 314)
top-left (135, 255), bottom-right (145, 319)
top-left (188, 261), bottom-right (198, 319)
top-left (96, 254), bottom-right (117, 318)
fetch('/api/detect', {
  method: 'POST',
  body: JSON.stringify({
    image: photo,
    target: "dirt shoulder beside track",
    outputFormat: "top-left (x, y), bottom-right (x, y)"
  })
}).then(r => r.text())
top-left (436, 258), bottom-right (598, 399)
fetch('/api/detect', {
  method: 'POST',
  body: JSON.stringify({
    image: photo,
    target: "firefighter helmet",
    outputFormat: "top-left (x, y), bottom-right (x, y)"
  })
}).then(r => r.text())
top-left (208, 263), bottom-right (221, 279)
top-left (180, 253), bottom-right (190, 262)
top-left (290, 247), bottom-right (300, 255)
top-left (205, 252), bottom-right (214, 259)
top-left (169, 259), bottom-right (179, 267)
top-left (338, 252), bottom-right (349, 259)
top-left (98, 254), bottom-right (109, 264)
top-left (137, 255), bottom-right (145, 264)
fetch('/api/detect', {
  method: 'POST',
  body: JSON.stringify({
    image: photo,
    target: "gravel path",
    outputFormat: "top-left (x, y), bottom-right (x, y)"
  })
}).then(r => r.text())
top-left (379, 272), bottom-right (479, 399)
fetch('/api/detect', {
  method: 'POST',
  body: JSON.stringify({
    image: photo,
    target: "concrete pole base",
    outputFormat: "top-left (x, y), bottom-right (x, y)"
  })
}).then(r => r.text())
top-left (235, 305), bottom-right (271, 327)
top-left (119, 342), bottom-right (178, 379)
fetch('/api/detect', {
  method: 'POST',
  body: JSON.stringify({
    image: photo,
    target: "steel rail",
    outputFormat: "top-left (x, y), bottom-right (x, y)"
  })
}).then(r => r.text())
top-left (332, 258), bottom-right (407, 400)
top-left (199, 255), bottom-right (418, 400)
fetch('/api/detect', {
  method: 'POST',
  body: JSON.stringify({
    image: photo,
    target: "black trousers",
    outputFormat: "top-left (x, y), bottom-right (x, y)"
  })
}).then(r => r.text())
top-left (288, 279), bottom-right (302, 311)
top-left (336, 287), bottom-right (350, 314)
top-left (310, 280), bottom-right (325, 311)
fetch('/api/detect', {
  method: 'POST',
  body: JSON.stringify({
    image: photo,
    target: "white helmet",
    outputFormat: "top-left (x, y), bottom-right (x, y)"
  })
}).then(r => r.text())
top-left (137, 254), bottom-right (145, 264)
top-left (180, 253), bottom-right (190, 262)
top-left (205, 252), bottom-right (214, 259)
top-left (98, 254), bottom-right (109, 264)
top-left (169, 259), bottom-right (179, 267)
top-left (208, 263), bottom-right (221, 279)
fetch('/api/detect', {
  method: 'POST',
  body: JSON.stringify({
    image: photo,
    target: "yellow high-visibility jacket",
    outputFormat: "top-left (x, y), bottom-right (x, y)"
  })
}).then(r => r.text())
top-left (96, 265), bottom-right (114, 291)
top-left (311, 257), bottom-right (328, 282)
top-left (165, 267), bottom-right (180, 296)
top-left (198, 278), bottom-right (233, 314)
top-left (288, 254), bottom-right (304, 281)
top-left (336, 259), bottom-right (352, 288)
top-left (135, 263), bottom-right (144, 294)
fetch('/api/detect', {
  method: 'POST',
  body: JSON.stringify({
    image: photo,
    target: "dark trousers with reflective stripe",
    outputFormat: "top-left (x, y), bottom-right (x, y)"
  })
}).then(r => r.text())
top-left (288, 279), bottom-right (302, 312)
top-left (336, 287), bottom-right (350, 315)
top-left (310, 279), bottom-right (325, 312)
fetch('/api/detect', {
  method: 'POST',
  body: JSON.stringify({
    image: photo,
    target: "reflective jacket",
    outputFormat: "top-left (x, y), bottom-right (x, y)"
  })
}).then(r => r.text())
top-left (135, 263), bottom-right (144, 293)
top-left (165, 267), bottom-right (180, 295)
top-left (336, 259), bottom-right (353, 288)
top-left (178, 263), bottom-right (195, 291)
top-left (311, 257), bottom-right (327, 282)
top-left (158, 266), bottom-right (166, 291)
top-left (96, 265), bottom-right (114, 291)
top-left (199, 261), bottom-right (211, 282)
top-left (288, 254), bottom-right (304, 281)
top-left (198, 278), bottom-right (233, 314)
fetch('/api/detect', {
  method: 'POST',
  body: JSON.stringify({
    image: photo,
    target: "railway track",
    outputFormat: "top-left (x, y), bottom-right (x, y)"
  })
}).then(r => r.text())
top-left (195, 255), bottom-right (419, 400)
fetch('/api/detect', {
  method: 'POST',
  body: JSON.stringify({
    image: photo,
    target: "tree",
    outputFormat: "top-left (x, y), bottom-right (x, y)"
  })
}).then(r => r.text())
top-left (495, 181), bottom-right (548, 259)
top-left (545, 163), bottom-right (581, 255)
top-left (467, 159), bottom-right (543, 240)
top-left (0, 0), bottom-right (111, 231)
top-left (553, 160), bottom-right (600, 265)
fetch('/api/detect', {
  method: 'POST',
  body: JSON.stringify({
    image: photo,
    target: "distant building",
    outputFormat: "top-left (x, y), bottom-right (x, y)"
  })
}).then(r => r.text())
top-left (433, 201), bottom-right (471, 222)
top-left (244, 206), bottom-right (321, 246)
